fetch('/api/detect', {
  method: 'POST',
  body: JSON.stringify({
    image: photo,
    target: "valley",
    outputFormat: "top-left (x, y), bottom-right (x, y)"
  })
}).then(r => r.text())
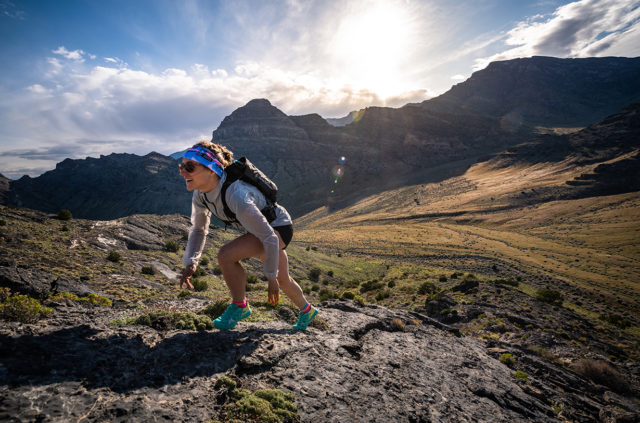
top-left (296, 156), bottom-right (640, 322)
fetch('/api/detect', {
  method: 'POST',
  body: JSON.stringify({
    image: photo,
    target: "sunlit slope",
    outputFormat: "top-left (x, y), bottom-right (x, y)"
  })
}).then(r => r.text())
top-left (295, 157), bottom-right (640, 312)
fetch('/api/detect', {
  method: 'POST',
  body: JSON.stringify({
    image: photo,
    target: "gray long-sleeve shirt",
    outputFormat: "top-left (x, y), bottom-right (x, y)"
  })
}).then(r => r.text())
top-left (182, 172), bottom-right (292, 280)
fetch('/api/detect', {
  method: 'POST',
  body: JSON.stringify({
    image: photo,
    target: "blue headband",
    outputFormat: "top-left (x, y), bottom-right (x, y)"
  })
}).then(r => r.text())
top-left (183, 145), bottom-right (224, 177)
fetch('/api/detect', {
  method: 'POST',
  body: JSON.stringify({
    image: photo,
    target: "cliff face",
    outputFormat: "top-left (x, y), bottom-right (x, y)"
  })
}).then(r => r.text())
top-left (9, 152), bottom-right (191, 220)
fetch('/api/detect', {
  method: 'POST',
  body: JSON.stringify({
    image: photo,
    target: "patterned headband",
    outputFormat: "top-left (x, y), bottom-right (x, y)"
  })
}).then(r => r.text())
top-left (182, 145), bottom-right (224, 177)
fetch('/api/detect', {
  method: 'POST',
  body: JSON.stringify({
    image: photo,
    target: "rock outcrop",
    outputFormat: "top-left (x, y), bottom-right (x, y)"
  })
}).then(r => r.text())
top-left (0, 300), bottom-right (558, 422)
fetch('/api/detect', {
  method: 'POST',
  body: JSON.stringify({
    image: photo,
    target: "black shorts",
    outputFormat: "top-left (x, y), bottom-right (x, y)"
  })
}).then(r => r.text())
top-left (273, 225), bottom-right (293, 249)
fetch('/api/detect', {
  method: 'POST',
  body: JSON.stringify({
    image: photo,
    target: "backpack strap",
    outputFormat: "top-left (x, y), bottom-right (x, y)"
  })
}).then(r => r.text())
top-left (220, 178), bottom-right (238, 225)
top-left (220, 172), bottom-right (277, 225)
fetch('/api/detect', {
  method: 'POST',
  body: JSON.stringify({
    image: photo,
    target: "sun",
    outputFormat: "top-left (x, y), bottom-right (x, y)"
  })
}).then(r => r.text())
top-left (328, 1), bottom-right (417, 99)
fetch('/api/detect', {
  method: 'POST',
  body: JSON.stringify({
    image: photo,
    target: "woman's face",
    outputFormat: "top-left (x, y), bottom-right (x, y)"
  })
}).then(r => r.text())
top-left (179, 158), bottom-right (216, 192)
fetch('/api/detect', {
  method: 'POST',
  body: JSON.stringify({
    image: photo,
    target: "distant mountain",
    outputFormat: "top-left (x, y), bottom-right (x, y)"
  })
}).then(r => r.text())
top-left (4, 57), bottom-right (640, 220)
top-left (423, 56), bottom-right (640, 127)
top-left (9, 152), bottom-right (190, 219)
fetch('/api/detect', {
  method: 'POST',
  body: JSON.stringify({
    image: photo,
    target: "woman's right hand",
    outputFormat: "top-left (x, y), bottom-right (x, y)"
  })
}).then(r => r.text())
top-left (180, 265), bottom-right (196, 290)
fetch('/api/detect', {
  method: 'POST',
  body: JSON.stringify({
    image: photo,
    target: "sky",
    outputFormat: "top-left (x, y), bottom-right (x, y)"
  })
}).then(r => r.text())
top-left (1, 0), bottom-right (639, 179)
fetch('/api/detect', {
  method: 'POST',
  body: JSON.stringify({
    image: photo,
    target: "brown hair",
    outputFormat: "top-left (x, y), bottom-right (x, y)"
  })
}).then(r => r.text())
top-left (196, 140), bottom-right (234, 167)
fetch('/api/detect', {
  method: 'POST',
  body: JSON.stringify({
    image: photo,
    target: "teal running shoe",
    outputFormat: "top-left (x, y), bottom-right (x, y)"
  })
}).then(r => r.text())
top-left (293, 306), bottom-right (318, 330)
top-left (214, 303), bottom-right (252, 330)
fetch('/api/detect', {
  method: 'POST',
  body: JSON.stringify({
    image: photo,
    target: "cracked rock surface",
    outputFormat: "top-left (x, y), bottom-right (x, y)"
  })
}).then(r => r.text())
top-left (1, 300), bottom-right (563, 422)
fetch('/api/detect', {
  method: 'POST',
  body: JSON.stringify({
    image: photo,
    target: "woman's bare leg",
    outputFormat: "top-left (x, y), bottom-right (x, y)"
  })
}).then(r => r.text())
top-left (276, 249), bottom-right (308, 309)
top-left (217, 233), bottom-right (263, 303)
top-left (219, 231), bottom-right (310, 308)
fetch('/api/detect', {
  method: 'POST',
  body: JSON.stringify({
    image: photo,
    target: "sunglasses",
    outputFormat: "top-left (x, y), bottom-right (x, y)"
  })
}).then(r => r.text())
top-left (178, 161), bottom-right (200, 173)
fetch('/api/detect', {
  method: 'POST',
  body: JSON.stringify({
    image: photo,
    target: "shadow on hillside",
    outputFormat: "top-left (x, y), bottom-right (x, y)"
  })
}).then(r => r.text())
top-left (0, 324), bottom-right (290, 392)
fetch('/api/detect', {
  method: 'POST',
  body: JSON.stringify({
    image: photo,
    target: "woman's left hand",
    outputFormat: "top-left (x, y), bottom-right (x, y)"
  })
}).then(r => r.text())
top-left (267, 279), bottom-right (280, 306)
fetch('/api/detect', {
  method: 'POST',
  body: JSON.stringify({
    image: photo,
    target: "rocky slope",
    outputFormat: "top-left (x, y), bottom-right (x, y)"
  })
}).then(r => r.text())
top-left (0, 206), bottom-right (638, 422)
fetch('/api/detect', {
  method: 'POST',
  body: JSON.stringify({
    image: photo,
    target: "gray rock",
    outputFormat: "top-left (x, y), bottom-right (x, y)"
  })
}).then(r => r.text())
top-left (0, 265), bottom-right (98, 300)
top-left (0, 300), bottom-right (561, 422)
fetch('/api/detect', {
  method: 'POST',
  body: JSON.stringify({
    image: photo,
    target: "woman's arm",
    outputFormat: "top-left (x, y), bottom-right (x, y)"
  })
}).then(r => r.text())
top-left (183, 195), bottom-right (211, 269)
top-left (231, 191), bottom-right (280, 280)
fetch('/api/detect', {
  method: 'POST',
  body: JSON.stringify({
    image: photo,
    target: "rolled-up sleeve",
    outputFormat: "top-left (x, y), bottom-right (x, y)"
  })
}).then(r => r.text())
top-left (230, 191), bottom-right (280, 280)
top-left (182, 194), bottom-right (211, 268)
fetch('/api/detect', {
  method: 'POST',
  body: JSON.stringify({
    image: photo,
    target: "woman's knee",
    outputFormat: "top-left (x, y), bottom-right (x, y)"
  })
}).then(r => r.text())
top-left (217, 244), bottom-right (236, 265)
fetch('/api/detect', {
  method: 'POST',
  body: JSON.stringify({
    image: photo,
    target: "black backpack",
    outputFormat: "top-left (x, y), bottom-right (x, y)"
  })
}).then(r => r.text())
top-left (219, 157), bottom-right (278, 225)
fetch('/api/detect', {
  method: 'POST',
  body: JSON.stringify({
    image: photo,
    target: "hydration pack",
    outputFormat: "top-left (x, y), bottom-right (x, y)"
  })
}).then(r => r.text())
top-left (220, 157), bottom-right (278, 225)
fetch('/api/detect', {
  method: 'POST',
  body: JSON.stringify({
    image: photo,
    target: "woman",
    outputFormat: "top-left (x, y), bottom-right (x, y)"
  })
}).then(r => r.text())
top-left (178, 141), bottom-right (318, 330)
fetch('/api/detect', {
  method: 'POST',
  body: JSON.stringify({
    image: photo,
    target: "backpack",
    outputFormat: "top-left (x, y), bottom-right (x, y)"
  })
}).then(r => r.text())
top-left (219, 157), bottom-right (278, 225)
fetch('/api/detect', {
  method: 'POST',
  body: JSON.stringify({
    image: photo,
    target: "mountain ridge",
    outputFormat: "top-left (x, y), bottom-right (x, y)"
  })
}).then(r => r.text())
top-left (3, 56), bottom-right (640, 220)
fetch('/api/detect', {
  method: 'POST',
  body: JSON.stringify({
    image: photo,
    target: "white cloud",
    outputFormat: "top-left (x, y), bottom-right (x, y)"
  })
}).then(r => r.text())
top-left (1, 50), bottom-right (434, 177)
top-left (52, 46), bottom-right (87, 62)
top-left (475, 0), bottom-right (640, 70)
top-left (451, 74), bottom-right (466, 81)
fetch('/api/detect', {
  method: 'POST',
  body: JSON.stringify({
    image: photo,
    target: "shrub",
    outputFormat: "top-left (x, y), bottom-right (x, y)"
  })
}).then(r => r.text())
top-left (247, 274), bottom-right (258, 284)
top-left (572, 359), bottom-right (630, 394)
top-left (193, 278), bottom-right (208, 292)
top-left (390, 318), bottom-right (405, 332)
top-left (450, 273), bottom-right (459, 279)
top-left (327, 270), bottom-right (334, 277)
top-left (536, 289), bottom-right (563, 305)
top-left (494, 279), bottom-right (519, 287)
top-left (228, 387), bottom-right (299, 423)
top-left (0, 219), bottom-right (6, 226)
top-left (178, 290), bottom-right (192, 299)
top-left (375, 290), bottom-right (390, 301)
top-left (57, 209), bottom-right (73, 220)
top-left (513, 371), bottom-right (529, 381)
top-left (60, 225), bottom-right (70, 232)
top-left (417, 281), bottom-right (438, 295)
top-left (141, 266), bottom-right (155, 275)
top-left (1, 295), bottom-right (54, 323)
top-left (132, 310), bottom-right (213, 331)
top-left (200, 299), bottom-right (230, 319)
top-left (165, 240), bottom-right (180, 253)
top-left (360, 280), bottom-right (384, 293)
top-left (80, 293), bottom-right (112, 307)
top-left (340, 290), bottom-right (356, 300)
top-left (599, 313), bottom-right (631, 329)
top-left (499, 353), bottom-right (516, 366)
top-left (193, 266), bottom-right (206, 277)
top-left (387, 280), bottom-right (396, 288)
top-left (215, 375), bottom-right (238, 391)
top-left (439, 275), bottom-right (447, 282)
top-left (354, 295), bottom-right (366, 306)
top-left (107, 251), bottom-right (121, 262)
top-left (308, 268), bottom-right (321, 282)
top-left (318, 289), bottom-right (337, 302)
top-left (213, 265), bottom-right (222, 276)
top-left (200, 256), bottom-right (210, 266)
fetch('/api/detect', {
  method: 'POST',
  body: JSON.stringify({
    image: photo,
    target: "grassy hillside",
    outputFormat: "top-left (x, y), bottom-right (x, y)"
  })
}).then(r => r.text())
top-left (295, 156), bottom-right (640, 334)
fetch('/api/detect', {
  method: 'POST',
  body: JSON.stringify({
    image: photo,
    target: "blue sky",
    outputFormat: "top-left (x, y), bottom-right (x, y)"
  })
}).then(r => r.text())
top-left (1, 0), bottom-right (639, 179)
